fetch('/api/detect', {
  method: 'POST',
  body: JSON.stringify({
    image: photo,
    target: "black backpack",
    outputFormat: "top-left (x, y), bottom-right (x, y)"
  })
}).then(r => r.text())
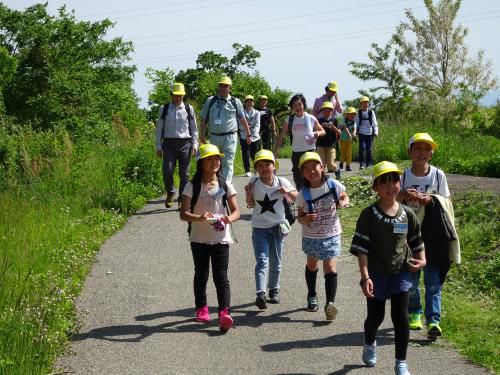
top-left (187, 176), bottom-right (229, 235)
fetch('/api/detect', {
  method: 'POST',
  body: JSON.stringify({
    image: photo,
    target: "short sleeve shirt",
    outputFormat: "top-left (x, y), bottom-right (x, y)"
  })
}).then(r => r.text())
top-left (289, 113), bottom-right (317, 152)
top-left (401, 166), bottom-right (450, 210)
top-left (258, 107), bottom-right (273, 132)
top-left (200, 95), bottom-right (245, 133)
top-left (251, 176), bottom-right (296, 228)
top-left (183, 181), bottom-right (237, 244)
top-left (316, 115), bottom-right (338, 147)
top-left (296, 180), bottom-right (346, 239)
top-left (350, 203), bottom-right (424, 274)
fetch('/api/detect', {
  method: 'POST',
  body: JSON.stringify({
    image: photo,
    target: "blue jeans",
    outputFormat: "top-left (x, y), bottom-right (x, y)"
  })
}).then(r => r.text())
top-left (358, 134), bottom-right (373, 167)
top-left (252, 225), bottom-right (285, 295)
top-left (408, 264), bottom-right (442, 324)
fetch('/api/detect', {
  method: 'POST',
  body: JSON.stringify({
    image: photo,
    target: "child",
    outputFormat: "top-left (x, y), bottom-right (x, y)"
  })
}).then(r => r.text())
top-left (180, 144), bottom-right (241, 332)
top-left (350, 161), bottom-right (426, 375)
top-left (240, 95), bottom-right (261, 177)
top-left (337, 106), bottom-right (357, 171)
top-left (245, 149), bottom-right (298, 309)
top-left (399, 133), bottom-right (459, 340)
top-left (316, 101), bottom-right (342, 179)
top-left (355, 96), bottom-right (378, 170)
top-left (296, 152), bottom-right (349, 320)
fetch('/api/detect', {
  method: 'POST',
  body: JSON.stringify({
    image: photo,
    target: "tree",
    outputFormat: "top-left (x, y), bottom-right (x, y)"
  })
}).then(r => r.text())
top-left (349, 0), bottom-right (497, 121)
top-left (0, 3), bottom-right (142, 138)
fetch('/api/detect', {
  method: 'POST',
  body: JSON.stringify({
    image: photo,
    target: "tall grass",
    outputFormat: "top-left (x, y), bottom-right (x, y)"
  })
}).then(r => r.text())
top-left (0, 126), bottom-right (164, 374)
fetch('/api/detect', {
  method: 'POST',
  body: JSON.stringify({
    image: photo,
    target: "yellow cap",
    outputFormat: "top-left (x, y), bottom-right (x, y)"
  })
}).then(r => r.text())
top-left (321, 101), bottom-right (334, 110)
top-left (327, 81), bottom-right (338, 92)
top-left (408, 132), bottom-right (438, 151)
top-left (253, 149), bottom-right (279, 170)
top-left (198, 144), bottom-right (224, 160)
top-left (360, 96), bottom-right (370, 102)
top-left (299, 151), bottom-right (322, 169)
top-left (171, 82), bottom-right (186, 96)
top-left (259, 95), bottom-right (268, 100)
top-left (346, 107), bottom-right (357, 114)
top-left (372, 161), bottom-right (403, 181)
top-left (244, 95), bottom-right (254, 102)
top-left (218, 76), bottom-right (232, 86)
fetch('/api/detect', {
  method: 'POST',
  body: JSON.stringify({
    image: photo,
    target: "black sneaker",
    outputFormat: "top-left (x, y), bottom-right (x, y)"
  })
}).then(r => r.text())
top-left (307, 296), bottom-right (319, 312)
top-left (346, 166), bottom-right (352, 171)
top-left (255, 293), bottom-right (267, 310)
top-left (268, 288), bottom-right (280, 304)
top-left (335, 170), bottom-right (341, 180)
top-left (359, 165), bottom-right (364, 170)
top-left (339, 162), bottom-right (344, 170)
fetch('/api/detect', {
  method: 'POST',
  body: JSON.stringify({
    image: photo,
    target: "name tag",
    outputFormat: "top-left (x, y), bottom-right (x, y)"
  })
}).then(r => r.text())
top-left (393, 223), bottom-right (408, 234)
top-left (214, 119), bottom-right (222, 125)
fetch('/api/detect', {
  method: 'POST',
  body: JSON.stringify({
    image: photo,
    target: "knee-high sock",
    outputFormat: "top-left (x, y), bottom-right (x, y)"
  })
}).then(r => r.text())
top-left (305, 266), bottom-right (318, 298)
top-left (324, 272), bottom-right (338, 304)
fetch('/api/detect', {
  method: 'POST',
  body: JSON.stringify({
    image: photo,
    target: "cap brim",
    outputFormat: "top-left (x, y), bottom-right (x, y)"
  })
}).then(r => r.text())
top-left (253, 158), bottom-right (279, 170)
top-left (172, 91), bottom-right (185, 96)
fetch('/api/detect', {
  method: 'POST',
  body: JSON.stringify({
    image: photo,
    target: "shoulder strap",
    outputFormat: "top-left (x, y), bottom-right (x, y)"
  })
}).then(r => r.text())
top-left (368, 109), bottom-right (373, 126)
top-left (204, 96), bottom-right (219, 122)
top-left (160, 103), bottom-right (169, 121)
top-left (301, 186), bottom-right (315, 213)
top-left (326, 178), bottom-right (340, 204)
top-left (230, 97), bottom-right (240, 126)
top-left (288, 114), bottom-right (295, 137)
top-left (402, 170), bottom-right (406, 188)
top-left (188, 178), bottom-right (202, 235)
top-left (218, 176), bottom-right (228, 211)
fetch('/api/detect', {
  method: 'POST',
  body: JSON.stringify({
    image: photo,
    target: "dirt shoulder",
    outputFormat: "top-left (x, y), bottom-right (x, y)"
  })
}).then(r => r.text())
top-left (446, 173), bottom-right (499, 194)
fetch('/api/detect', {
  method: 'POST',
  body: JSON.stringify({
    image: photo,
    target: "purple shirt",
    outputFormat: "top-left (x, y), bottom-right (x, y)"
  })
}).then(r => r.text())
top-left (312, 93), bottom-right (343, 117)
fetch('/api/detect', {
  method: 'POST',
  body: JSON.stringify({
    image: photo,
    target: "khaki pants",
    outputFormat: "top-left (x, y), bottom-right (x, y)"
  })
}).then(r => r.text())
top-left (316, 146), bottom-right (336, 172)
top-left (339, 140), bottom-right (353, 165)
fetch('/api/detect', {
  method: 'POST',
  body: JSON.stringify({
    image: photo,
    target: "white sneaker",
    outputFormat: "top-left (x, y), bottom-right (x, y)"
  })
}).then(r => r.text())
top-left (395, 360), bottom-right (411, 375)
top-left (245, 172), bottom-right (252, 177)
top-left (362, 341), bottom-right (376, 367)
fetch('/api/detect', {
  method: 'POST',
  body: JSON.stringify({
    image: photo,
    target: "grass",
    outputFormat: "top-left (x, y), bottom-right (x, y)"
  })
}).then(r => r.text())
top-left (340, 178), bottom-right (499, 374)
top-left (0, 128), bottom-right (164, 374)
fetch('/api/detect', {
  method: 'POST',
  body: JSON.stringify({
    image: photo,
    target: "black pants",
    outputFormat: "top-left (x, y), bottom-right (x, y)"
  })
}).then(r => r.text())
top-left (191, 242), bottom-right (230, 311)
top-left (364, 292), bottom-right (409, 361)
top-left (240, 138), bottom-right (261, 173)
top-left (261, 130), bottom-right (272, 150)
top-left (291, 150), bottom-right (313, 191)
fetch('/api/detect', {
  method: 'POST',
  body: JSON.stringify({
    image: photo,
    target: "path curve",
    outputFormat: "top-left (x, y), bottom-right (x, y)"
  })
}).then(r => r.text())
top-left (57, 159), bottom-right (492, 375)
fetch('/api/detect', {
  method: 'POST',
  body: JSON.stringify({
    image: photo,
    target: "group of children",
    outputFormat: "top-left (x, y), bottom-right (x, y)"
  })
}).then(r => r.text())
top-left (179, 131), bottom-right (455, 375)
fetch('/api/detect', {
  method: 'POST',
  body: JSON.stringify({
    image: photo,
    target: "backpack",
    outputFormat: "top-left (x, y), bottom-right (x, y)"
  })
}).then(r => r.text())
top-left (301, 178), bottom-right (340, 213)
top-left (187, 176), bottom-right (229, 235)
top-left (160, 102), bottom-right (195, 137)
top-left (357, 109), bottom-right (374, 134)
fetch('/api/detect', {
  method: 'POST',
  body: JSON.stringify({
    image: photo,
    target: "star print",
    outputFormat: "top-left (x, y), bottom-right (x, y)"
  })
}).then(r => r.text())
top-left (257, 193), bottom-right (278, 214)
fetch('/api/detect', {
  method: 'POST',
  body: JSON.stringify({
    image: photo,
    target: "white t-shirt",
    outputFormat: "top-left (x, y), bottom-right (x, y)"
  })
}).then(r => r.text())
top-left (401, 166), bottom-right (450, 210)
top-left (250, 176), bottom-right (296, 228)
top-left (289, 113), bottom-right (317, 152)
top-left (183, 181), bottom-right (237, 244)
top-left (296, 179), bottom-right (346, 239)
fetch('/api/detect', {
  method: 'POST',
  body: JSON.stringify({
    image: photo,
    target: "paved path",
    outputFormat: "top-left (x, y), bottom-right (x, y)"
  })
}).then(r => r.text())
top-left (57, 159), bottom-right (490, 375)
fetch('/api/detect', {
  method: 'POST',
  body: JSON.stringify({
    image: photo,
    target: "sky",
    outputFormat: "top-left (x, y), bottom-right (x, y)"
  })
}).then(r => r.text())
top-left (5, 0), bottom-right (500, 109)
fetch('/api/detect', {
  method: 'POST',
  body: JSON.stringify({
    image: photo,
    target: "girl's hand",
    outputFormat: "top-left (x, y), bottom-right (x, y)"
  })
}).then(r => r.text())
top-left (199, 212), bottom-right (213, 222)
top-left (362, 279), bottom-right (374, 298)
top-left (221, 215), bottom-right (231, 225)
top-left (301, 213), bottom-right (317, 224)
top-left (408, 258), bottom-right (426, 272)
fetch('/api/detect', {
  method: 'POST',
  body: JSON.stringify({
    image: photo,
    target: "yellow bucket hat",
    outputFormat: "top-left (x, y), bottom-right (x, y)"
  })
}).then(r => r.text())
top-left (198, 144), bottom-right (224, 160)
top-left (244, 95), bottom-right (254, 102)
top-left (408, 132), bottom-right (438, 151)
top-left (372, 161), bottom-right (402, 181)
top-left (299, 152), bottom-right (322, 169)
top-left (327, 81), bottom-right (338, 92)
top-left (218, 76), bottom-right (232, 86)
top-left (320, 101), bottom-right (334, 110)
top-left (258, 95), bottom-right (268, 100)
top-left (346, 106), bottom-right (357, 114)
top-left (253, 149), bottom-right (279, 170)
top-left (171, 82), bottom-right (186, 96)
top-left (360, 96), bottom-right (370, 102)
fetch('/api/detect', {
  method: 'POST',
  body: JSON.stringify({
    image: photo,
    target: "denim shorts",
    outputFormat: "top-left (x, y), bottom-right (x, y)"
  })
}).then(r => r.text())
top-left (302, 235), bottom-right (341, 260)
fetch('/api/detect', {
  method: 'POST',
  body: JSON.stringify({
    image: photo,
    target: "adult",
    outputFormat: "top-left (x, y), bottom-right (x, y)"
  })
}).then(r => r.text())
top-left (156, 82), bottom-right (198, 208)
top-left (274, 94), bottom-right (325, 190)
top-left (355, 96), bottom-right (378, 170)
top-left (240, 95), bottom-right (261, 177)
top-left (200, 75), bottom-right (251, 182)
top-left (312, 81), bottom-right (343, 118)
top-left (256, 95), bottom-right (277, 150)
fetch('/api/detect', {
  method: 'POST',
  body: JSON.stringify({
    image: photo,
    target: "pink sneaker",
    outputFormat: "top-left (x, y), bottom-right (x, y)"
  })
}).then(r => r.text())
top-left (195, 305), bottom-right (210, 324)
top-left (218, 308), bottom-right (233, 332)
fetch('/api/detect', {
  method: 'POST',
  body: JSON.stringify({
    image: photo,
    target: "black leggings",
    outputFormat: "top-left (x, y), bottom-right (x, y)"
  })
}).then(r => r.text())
top-left (191, 242), bottom-right (230, 311)
top-left (364, 292), bottom-right (409, 361)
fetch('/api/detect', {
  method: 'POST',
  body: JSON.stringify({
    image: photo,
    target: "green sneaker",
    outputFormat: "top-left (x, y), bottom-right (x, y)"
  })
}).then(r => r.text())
top-left (427, 322), bottom-right (442, 340)
top-left (408, 312), bottom-right (423, 330)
